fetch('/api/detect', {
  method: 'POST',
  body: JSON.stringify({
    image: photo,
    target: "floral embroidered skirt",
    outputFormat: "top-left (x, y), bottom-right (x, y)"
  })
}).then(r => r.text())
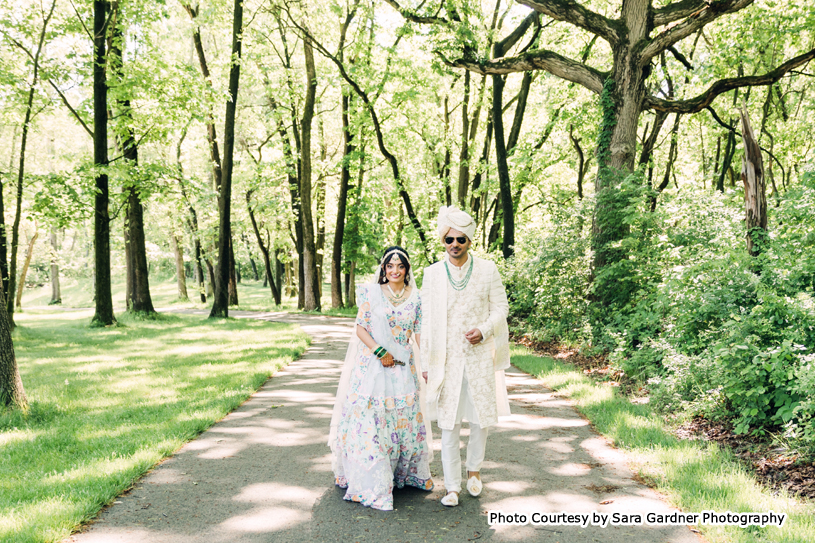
top-left (333, 354), bottom-right (434, 511)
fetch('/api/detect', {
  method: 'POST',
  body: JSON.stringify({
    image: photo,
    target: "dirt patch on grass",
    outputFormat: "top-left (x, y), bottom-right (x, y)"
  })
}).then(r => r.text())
top-left (676, 417), bottom-right (815, 500)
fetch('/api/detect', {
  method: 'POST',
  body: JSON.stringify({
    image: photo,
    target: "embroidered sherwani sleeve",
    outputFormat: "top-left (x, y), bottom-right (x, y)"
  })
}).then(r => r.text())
top-left (478, 262), bottom-right (508, 342)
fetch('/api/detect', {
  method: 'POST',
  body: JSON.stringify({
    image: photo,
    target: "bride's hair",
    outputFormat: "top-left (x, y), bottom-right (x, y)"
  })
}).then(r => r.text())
top-left (378, 246), bottom-right (411, 285)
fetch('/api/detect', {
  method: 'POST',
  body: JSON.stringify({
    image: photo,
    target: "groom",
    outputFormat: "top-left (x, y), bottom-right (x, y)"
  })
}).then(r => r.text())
top-left (421, 206), bottom-right (511, 507)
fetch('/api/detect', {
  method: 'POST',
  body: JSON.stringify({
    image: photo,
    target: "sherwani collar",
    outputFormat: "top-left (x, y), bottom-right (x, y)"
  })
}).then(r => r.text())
top-left (446, 253), bottom-right (470, 271)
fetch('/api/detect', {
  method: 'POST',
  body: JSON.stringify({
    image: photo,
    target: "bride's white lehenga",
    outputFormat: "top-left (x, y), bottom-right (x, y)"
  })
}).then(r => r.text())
top-left (330, 284), bottom-right (434, 511)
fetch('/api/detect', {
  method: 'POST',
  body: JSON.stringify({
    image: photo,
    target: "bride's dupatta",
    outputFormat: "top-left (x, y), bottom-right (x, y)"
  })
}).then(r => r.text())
top-left (328, 282), bottom-right (434, 462)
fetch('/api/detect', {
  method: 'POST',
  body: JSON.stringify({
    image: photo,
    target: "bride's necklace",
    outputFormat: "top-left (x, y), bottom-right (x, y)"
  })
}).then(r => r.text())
top-left (386, 283), bottom-right (407, 304)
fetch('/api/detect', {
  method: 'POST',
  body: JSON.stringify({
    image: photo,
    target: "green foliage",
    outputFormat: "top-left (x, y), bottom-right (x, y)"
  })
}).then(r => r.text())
top-left (510, 177), bottom-right (815, 447)
top-left (503, 189), bottom-right (591, 342)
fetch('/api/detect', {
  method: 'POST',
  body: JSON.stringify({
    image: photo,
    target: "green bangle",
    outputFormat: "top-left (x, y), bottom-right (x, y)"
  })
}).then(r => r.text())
top-left (374, 346), bottom-right (387, 358)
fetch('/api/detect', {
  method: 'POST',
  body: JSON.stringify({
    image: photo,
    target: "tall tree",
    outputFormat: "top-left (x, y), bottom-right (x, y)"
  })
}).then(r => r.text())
top-left (299, 31), bottom-right (320, 311)
top-left (91, 0), bottom-right (115, 326)
top-left (182, 1), bottom-right (239, 306)
top-left (209, 0), bottom-right (244, 318)
top-left (3, 0), bottom-right (56, 324)
top-left (109, 0), bottom-right (156, 315)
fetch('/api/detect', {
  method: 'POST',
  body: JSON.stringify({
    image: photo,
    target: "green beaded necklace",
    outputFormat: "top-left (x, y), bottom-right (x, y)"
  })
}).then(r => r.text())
top-left (444, 257), bottom-right (474, 291)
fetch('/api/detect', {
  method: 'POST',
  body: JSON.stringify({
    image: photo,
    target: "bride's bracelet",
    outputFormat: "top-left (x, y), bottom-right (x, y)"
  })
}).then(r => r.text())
top-left (373, 345), bottom-right (388, 359)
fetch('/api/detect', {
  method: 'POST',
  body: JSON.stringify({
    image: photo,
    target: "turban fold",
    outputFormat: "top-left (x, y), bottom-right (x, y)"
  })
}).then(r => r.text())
top-left (437, 206), bottom-right (476, 241)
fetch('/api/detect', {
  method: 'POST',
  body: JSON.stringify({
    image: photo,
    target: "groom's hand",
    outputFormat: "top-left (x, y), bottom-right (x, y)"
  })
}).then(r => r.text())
top-left (464, 328), bottom-right (483, 344)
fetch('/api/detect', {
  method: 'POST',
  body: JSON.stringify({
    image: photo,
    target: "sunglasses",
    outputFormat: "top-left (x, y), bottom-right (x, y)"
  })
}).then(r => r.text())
top-left (444, 236), bottom-right (468, 245)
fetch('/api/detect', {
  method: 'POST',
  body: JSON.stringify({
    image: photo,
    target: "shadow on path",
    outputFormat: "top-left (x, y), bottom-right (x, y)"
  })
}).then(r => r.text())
top-left (67, 310), bottom-right (700, 543)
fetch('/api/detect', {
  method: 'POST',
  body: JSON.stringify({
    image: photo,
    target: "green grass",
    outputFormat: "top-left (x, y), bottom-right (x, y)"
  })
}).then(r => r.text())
top-left (1, 310), bottom-right (310, 543)
top-left (511, 346), bottom-right (815, 543)
top-left (20, 275), bottom-right (359, 317)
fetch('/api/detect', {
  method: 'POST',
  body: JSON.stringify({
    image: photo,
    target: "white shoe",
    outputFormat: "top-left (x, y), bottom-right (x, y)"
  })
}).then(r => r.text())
top-left (441, 492), bottom-right (459, 507)
top-left (467, 476), bottom-right (482, 497)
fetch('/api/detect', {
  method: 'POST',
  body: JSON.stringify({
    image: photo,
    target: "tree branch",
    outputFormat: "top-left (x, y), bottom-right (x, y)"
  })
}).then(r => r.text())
top-left (652, 0), bottom-right (707, 26)
top-left (640, 0), bottom-right (755, 63)
top-left (48, 80), bottom-right (94, 138)
top-left (646, 46), bottom-right (815, 113)
top-left (442, 48), bottom-right (606, 95)
top-left (517, 0), bottom-right (620, 45)
top-left (381, 0), bottom-right (451, 25)
top-left (495, 11), bottom-right (538, 56)
top-left (668, 45), bottom-right (693, 71)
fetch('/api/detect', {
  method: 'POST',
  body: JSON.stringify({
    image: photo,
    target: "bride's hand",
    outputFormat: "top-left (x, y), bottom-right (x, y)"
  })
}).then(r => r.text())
top-left (422, 371), bottom-right (428, 383)
top-left (381, 352), bottom-right (395, 367)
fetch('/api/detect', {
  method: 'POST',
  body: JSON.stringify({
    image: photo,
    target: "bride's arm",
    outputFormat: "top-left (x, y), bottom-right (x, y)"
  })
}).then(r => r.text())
top-left (356, 325), bottom-right (394, 366)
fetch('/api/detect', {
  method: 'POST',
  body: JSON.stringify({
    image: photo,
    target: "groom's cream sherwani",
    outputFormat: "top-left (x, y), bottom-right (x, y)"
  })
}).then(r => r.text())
top-left (421, 255), bottom-right (511, 430)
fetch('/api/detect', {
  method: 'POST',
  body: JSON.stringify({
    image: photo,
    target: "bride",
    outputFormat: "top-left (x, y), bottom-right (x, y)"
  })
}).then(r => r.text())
top-left (328, 246), bottom-right (434, 511)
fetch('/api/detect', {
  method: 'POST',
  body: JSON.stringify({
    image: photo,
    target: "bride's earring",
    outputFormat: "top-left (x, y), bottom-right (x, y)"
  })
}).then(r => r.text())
top-left (405, 272), bottom-right (411, 285)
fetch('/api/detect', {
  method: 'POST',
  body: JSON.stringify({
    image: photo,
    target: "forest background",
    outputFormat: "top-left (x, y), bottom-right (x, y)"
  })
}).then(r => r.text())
top-left (1, 0), bottom-right (815, 526)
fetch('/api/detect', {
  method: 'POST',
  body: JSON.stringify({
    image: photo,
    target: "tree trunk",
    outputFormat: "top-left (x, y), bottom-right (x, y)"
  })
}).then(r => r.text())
top-left (123, 175), bottom-right (155, 313)
top-left (110, 1), bottom-right (155, 315)
top-left (470, 118), bottom-right (493, 221)
top-left (14, 230), bottom-right (37, 310)
top-left (206, 259), bottom-right (215, 297)
top-left (49, 229), bottom-right (61, 304)
top-left (0, 286), bottom-right (26, 409)
top-left (740, 105), bottom-right (767, 257)
top-left (717, 128), bottom-right (736, 192)
top-left (650, 113), bottom-right (682, 210)
top-left (569, 124), bottom-right (586, 200)
top-left (315, 177), bottom-right (326, 287)
top-left (346, 260), bottom-right (356, 307)
top-left (491, 74), bottom-right (514, 258)
top-left (300, 33), bottom-right (320, 311)
top-left (182, 2), bottom-right (223, 191)
top-left (247, 191), bottom-right (282, 305)
top-left (209, 0), bottom-right (243, 318)
top-left (0, 174), bottom-right (7, 307)
top-left (172, 233), bottom-right (189, 300)
top-left (91, 0), bottom-right (115, 327)
top-left (193, 237), bottom-right (206, 302)
top-left (274, 247), bottom-right (284, 299)
top-left (228, 239), bottom-right (239, 306)
top-left (268, 95), bottom-right (305, 309)
top-left (332, 92), bottom-right (354, 308)
top-left (589, 1), bottom-right (652, 307)
top-left (243, 235), bottom-right (259, 281)
top-left (457, 71), bottom-right (471, 207)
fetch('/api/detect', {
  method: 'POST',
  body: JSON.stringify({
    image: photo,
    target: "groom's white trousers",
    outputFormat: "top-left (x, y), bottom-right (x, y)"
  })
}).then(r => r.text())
top-left (440, 375), bottom-right (489, 493)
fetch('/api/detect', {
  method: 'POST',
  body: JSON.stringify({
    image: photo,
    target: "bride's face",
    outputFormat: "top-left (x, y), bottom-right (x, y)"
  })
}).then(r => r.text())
top-left (384, 257), bottom-right (407, 285)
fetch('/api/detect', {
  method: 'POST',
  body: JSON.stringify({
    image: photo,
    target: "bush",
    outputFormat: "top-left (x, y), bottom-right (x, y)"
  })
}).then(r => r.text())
top-left (507, 172), bottom-right (815, 447)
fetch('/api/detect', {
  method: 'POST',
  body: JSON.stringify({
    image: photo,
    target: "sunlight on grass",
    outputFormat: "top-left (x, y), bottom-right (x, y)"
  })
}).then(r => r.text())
top-left (1, 311), bottom-right (309, 543)
top-left (19, 275), bottom-right (360, 317)
top-left (511, 346), bottom-right (815, 543)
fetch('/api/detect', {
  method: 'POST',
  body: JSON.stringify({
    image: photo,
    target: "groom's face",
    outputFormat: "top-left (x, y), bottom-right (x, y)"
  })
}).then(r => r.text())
top-left (444, 228), bottom-right (471, 260)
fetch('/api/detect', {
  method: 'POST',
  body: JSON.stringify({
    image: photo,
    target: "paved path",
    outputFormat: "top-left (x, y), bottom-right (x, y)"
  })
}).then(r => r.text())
top-left (67, 310), bottom-right (699, 543)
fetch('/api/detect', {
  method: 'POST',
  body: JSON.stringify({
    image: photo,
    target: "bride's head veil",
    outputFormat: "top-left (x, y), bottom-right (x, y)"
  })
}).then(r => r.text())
top-left (328, 249), bottom-right (434, 462)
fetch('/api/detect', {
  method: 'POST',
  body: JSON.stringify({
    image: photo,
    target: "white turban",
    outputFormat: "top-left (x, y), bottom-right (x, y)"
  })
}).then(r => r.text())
top-left (437, 206), bottom-right (476, 241)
